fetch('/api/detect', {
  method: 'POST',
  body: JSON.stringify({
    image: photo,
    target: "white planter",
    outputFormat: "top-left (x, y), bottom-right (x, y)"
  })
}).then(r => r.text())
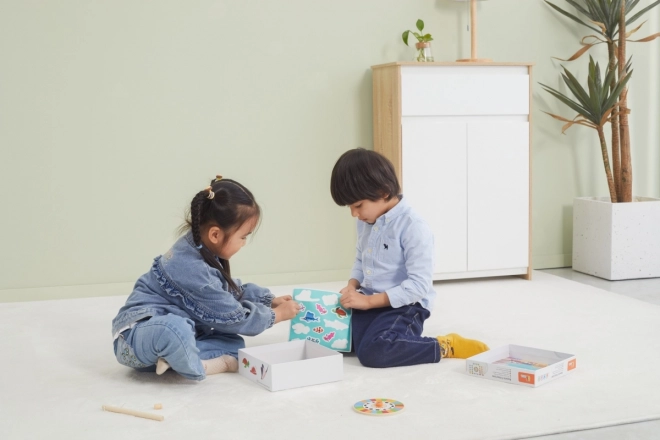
top-left (572, 196), bottom-right (660, 280)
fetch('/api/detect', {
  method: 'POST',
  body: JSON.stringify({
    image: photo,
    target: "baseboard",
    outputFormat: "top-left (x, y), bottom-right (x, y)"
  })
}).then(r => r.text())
top-left (0, 282), bottom-right (136, 303)
top-left (533, 253), bottom-right (572, 269)
top-left (0, 269), bottom-right (351, 303)
top-left (1, 260), bottom-right (579, 303)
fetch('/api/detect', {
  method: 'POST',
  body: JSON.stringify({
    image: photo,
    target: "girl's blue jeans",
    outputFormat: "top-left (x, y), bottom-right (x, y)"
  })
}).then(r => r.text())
top-left (113, 313), bottom-right (245, 381)
top-left (352, 303), bottom-right (441, 368)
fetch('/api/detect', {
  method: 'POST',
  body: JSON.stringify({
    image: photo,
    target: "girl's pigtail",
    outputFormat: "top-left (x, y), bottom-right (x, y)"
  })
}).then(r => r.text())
top-left (190, 191), bottom-right (207, 248)
top-left (191, 186), bottom-right (242, 296)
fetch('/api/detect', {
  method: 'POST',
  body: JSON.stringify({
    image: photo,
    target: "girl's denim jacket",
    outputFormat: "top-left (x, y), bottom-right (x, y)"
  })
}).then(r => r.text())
top-left (111, 232), bottom-right (275, 338)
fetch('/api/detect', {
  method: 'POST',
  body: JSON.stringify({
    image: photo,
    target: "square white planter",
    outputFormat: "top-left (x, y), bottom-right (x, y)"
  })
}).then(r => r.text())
top-left (572, 196), bottom-right (660, 280)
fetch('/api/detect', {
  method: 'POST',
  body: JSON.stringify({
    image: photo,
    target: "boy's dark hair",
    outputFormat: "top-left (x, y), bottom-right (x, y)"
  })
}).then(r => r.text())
top-left (182, 177), bottom-right (260, 294)
top-left (330, 148), bottom-right (401, 206)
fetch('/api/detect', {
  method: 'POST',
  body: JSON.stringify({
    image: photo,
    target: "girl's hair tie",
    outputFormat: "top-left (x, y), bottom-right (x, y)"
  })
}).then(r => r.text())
top-left (215, 174), bottom-right (223, 182)
top-left (205, 186), bottom-right (215, 200)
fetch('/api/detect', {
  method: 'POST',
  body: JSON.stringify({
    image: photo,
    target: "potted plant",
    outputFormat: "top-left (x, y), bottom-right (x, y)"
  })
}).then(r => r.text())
top-left (402, 19), bottom-right (435, 62)
top-left (541, 0), bottom-right (660, 280)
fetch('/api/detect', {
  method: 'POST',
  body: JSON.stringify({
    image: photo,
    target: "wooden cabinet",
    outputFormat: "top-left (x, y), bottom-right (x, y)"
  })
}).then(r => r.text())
top-left (372, 62), bottom-right (533, 280)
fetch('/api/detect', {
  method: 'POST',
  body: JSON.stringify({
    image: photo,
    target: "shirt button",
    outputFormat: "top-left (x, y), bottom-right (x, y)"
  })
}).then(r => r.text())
top-left (374, 226), bottom-right (379, 231)
top-left (366, 270), bottom-right (372, 275)
top-left (367, 248), bottom-right (372, 253)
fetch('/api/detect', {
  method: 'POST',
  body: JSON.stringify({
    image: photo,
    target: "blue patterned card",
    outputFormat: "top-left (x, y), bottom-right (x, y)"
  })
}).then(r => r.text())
top-left (288, 288), bottom-right (352, 352)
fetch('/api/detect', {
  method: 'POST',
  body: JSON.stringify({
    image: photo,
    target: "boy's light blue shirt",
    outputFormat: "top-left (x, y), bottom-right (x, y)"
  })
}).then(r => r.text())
top-left (350, 196), bottom-right (436, 311)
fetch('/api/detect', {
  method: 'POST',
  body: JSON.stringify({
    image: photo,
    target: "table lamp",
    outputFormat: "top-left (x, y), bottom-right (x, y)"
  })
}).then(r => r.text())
top-left (453, 0), bottom-right (491, 62)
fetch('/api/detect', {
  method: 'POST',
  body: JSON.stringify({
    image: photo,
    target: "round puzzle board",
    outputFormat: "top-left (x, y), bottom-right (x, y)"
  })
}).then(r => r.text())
top-left (352, 398), bottom-right (405, 416)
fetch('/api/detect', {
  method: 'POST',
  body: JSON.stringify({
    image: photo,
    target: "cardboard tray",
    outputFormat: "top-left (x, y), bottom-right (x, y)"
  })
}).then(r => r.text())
top-left (238, 339), bottom-right (343, 391)
top-left (466, 344), bottom-right (577, 387)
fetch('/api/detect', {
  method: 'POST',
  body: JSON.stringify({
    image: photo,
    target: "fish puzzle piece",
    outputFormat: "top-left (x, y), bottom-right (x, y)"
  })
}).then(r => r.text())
top-left (332, 307), bottom-right (348, 318)
top-left (300, 311), bottom-right (320, 322)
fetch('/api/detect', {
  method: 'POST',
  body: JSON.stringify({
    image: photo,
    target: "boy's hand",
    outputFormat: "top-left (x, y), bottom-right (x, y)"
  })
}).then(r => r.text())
top-left (273, 300), bottom-right (301, 324)
top-left (339, 285), bottom-right (359, 296)
top-left (340, 289), bottom-right (371, 310)
top-left (271, 295), bottom-right (292, 308)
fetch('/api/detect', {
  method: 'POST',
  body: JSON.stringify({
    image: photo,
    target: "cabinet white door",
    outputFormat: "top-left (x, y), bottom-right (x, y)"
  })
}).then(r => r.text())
top-left (467, 121), bottom-right (529, 271)
top-left (402, 119), bottom-right (467, 274)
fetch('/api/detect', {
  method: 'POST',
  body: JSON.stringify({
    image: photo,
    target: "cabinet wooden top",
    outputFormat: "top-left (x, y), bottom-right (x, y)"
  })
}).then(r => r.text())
top-left (371, 61), bottom-right (534, 69)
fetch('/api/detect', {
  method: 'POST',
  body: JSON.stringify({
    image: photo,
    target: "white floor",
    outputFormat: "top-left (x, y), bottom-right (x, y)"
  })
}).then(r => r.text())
top-left (1, 269), bottom-right (659, 439)
top-left (537, 268), bottom-right (660, 440)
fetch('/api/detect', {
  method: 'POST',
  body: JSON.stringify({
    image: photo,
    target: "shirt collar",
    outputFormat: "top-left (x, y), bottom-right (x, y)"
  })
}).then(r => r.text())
top-left (377, 195), bottom-right (407, 224)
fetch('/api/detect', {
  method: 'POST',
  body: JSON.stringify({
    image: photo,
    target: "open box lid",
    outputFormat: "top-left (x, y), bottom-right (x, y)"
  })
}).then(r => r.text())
top-left (469, 344), bottom-right (574, 366)
top-left (241, 339), bottom-right (340, 365)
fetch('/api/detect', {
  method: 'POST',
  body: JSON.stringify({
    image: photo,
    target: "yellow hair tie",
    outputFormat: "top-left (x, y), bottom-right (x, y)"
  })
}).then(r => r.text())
top-left (215, 174), bottom-right (223, 182)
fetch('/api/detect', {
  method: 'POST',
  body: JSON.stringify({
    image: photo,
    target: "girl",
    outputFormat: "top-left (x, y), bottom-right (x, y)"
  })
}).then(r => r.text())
top-left (111, 176), bottom-right (300, 381)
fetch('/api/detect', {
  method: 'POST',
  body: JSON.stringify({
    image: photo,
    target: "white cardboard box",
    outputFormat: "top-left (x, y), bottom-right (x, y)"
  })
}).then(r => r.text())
top-left (238, 340), bottom-right (343, 391)
top-left (466, 344), bottom-right (577, 387)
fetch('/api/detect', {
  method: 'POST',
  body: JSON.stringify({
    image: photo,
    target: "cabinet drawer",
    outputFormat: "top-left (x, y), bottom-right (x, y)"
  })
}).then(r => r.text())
top-left (401, 66), bottom-right (529, 116)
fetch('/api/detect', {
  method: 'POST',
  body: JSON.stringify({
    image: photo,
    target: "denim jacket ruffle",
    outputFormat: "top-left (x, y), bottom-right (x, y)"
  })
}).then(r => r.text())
top-left (112, 232), bottom-right (275, 338)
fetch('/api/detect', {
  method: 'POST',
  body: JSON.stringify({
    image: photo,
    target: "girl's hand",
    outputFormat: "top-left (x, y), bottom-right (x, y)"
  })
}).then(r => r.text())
top-left (271, 295), bottom-right (293, 308)
top-left (273, 300), bottom-right (301, 324)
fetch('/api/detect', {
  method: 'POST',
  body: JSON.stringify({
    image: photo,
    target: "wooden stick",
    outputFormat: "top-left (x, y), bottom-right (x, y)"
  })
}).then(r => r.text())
top-left (102, 404), bottom-right (164, 422)
top-left (471, 0), bottom-right (477, 59)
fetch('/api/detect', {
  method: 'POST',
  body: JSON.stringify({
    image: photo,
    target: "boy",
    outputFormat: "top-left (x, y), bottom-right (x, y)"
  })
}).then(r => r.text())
top-left (330, 148), bottom-right (488, 367)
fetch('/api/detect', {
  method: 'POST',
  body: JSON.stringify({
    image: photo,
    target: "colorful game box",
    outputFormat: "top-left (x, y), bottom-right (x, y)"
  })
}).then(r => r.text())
top-left (466, 344), bottom-right (577, 388)
top-left (238, 340), bottom-right (343, 391)
top-left (288, 288), bottom-right (352, 352)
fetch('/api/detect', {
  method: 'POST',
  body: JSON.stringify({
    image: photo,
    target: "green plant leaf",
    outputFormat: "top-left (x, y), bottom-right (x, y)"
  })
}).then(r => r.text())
top-left (544, 1), bottom-right (603, 34)
top-left (606, 0), bottom-right (618, 25)
top-left (416, 19), bottom-right (424, 32)
top-left (596, 0), bottom-right (611, 23)
top-left (561, 76), bottom-right (595, 118)
top-left (602, 69), bottom-right (633, 111)
top-left (402, 30), bottom-right (410, 46)
top-left (602, 62), bottom-right (619, 104)
top-left (625, 56), bottom-right (633, 72)
top-left (561, 69), bottom-right (592, 108)
top-left (422, 33), bottom-right (433, 42)
top-left (586, 59), bottom-right (602, 118)
top-left (627, 0), bottom-right (660, 25)
top-left (585, 0), bottom-right (606, 25)
top-left (540, 84), bottom-right (594, 121)
top-left (627, 0), bottom-right (642, 15)
top-left (564, 0), bottom-right (591, 17)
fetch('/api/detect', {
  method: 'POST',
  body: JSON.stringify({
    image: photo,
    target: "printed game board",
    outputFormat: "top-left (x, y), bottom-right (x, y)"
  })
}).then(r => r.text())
top-left (288, 288), bottom-right (352, 352)
top-left (492, 357), bottom-right (549, 371)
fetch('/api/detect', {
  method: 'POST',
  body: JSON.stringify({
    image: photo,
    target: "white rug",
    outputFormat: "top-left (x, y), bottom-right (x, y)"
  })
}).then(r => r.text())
top-left (1, 271), bottom-right (659, 440)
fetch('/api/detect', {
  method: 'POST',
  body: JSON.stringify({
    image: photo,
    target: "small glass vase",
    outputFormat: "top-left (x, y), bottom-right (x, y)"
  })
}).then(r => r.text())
top-left (414, 42), bottom-right (434, 62)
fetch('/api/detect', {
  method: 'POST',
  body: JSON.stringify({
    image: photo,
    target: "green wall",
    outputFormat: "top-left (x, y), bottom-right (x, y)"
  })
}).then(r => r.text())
top-left (1, 1), bottom-right (658, 299)
top-left (478, 1), bottom-right (659, 268)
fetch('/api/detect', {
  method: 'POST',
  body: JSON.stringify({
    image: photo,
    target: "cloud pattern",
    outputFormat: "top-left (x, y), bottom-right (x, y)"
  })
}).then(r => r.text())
top-left (292, 323), bottom-right (310, 335)
top-left (324, 319), bottom-right (348, 331)
top-left (295, 290), bottom-right (319, 301)
top-left (331, 339), bottom-right (348, 349)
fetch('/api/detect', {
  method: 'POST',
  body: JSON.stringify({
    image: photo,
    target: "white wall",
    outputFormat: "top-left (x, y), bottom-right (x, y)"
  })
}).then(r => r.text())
top-left (1, 1), bottom-right (658, 297)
